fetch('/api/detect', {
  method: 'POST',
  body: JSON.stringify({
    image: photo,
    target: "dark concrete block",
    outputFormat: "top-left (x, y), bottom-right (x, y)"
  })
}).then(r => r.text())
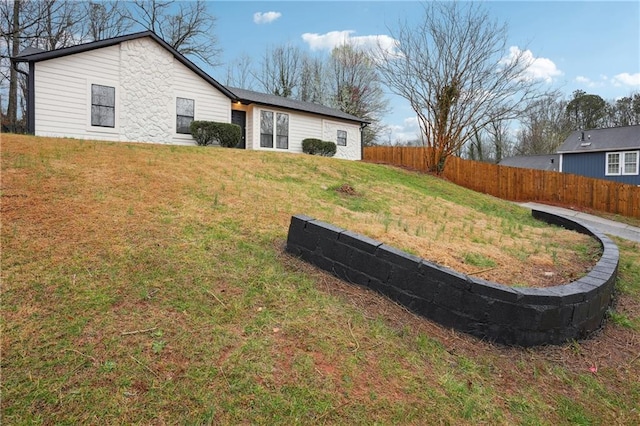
top-left (394, 271), bottom-right (438, 301)
top-left (306, 220), bottom-right (344, 241)
top-left (433, 283), bottom-right (463, 311)
top-left (545, 283), bottom-right (587, 305)
top-left (338, 230), bottom-right (383, 254)
top-left (468, 278), bottom-right (523, 303)
top-left (376, 244), bottom-right (422, 271)
top-left (517, 287), bottom-right (560, 305)
top-left (318, 237), bottom-right (350, 263)
top-left (348, 249), bottom-right (391, 282)
top-left (460, 291), bottom-right (493, 322)
top-left (419, 261), bottom-right (469, 291)
top-left (344, 267), bottom-right (372, 288)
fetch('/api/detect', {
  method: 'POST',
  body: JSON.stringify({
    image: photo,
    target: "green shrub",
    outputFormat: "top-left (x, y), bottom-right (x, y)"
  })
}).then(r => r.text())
top-left (190, 121), bottom-right (241, 148)
top-left (302, 138), bottom-right (337, 157)
top-left (190, 121), bottom-right (215, 146)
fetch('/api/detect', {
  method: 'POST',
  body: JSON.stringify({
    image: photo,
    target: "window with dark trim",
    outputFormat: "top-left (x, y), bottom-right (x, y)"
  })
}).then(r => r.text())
top-left (337, 130), bottom-right (347, 146)
top-left (276, 113), bottom-right (289, 149)
top-left (606, 151), bottom-right (639, 176)
top-left (91, 84), bottom-right (115, 127)
top-left (176, 97), bottom-right (195, 134)
top-left (260, 111), bottom-right (274, 147)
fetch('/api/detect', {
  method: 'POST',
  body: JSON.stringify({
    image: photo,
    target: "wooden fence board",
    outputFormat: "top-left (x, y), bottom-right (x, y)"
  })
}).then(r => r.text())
top-left (363, 146), bottom-right (640, 218)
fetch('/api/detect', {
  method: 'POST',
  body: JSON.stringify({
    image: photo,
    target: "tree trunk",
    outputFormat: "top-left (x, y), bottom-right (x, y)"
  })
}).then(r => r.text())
top-left (7, 0), bottom-right (20, 132)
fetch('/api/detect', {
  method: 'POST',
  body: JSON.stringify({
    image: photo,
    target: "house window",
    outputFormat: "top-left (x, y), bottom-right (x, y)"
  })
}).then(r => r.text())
top-left (276, 113), bottom-right (289, 149)
top-left (607, 153), bottom-right (620, 175)
top-left (260, 111), bottom-right (274, 147)
top-left (606, 151), bottom-right (639, 176)
top-left (337, 130), bottom-right (347, 146)
top-left (176, 97), bottom-right (194, 134)
top-left (91, 84), bottom-right (115, 127)
top-left (623, 151), bottom-right (638, 175)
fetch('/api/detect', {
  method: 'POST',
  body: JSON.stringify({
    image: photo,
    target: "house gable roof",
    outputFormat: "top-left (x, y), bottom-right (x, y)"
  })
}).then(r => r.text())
top-left (228, 87), bottom-right (369, 124)
top-left (557, 125), bottom-right (640, 154)
top-left (499, 154), bottom-right (560, 171)
top-left (13, 30), bottom-right (236, 99)
top-left (12, 31), bottom-right (369, 126)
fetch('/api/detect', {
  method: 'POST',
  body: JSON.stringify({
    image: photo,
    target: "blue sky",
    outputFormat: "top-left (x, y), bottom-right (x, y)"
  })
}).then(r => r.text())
top-left (202, 1), bottom-right (640, 142)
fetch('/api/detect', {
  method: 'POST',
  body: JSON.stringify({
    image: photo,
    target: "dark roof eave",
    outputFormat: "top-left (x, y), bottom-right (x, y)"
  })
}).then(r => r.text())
top-left (11, 30), bottom-right (236, 100)
top-left (237, 97), bottom-right (370, 124)
top-left (558, 147), bottom-right (640, 154)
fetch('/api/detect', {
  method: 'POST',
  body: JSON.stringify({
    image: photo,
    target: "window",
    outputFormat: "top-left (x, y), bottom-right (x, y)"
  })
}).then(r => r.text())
top-left (624, 151), bottom-right (638, 175)
top-left (606, 151), bottom-right (639, 176)
top-left (260, 111), bottom-right (273, 147)
top-left (337, 130), bottom-right (347, 146)
top-left (176, 98), bottom-right (195, 134)
top-left (607, 153), bottom-right (620, 175)
top-left (91, 84), bottom-right (115, 127)
top-left (276, 113), bottom-right (289, 149)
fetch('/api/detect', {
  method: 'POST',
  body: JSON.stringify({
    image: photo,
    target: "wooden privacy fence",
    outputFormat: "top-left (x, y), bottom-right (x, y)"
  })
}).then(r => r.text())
top-left (364, 146), bottom-right (640, 218)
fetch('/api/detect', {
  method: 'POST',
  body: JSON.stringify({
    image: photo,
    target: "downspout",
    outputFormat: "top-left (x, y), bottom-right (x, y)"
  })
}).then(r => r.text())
top-left (11, 59), bottom-right (34, 134)
top-left (360, 122), bottom-right (368, 161)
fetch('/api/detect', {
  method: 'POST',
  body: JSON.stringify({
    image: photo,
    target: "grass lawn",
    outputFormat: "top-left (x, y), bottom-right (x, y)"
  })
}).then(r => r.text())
top-left (2, 134), bottom-right (639, 424)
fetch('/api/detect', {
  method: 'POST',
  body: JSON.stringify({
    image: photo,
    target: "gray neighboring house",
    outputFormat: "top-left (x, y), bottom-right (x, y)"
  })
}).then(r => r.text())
top-left (557, 125), bottom-right (640, 185)
top-left (499, 154), bottom-right (560, 172)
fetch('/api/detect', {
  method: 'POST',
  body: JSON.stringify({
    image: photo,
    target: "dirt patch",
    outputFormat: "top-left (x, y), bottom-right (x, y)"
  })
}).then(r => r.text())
top-left (335, 183), bottom-right (358, 196)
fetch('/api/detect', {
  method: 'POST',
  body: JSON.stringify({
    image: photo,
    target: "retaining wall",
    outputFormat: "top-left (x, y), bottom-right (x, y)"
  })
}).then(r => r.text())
top-left (285, 210), bottom-right (619, 347)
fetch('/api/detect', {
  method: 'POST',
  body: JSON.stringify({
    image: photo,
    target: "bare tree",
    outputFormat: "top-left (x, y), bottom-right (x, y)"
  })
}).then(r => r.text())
top-left (603, 93), bottom-right (640, 127)
top-left (377, 2), bottom-right (546, 173)
top-left (28, 0), bottom-right (83, 50)
top-left (255, 44), bottom-right (302, 97)
top-left (328, 43), bottom-right (388, 145)
top-left (298, 55), bottom-right (326, 104)
top-left (516, 93), bottom-right (571, 155)
top-left (224, 53), bottom-right (255, 90)
top-left (81, 1), bottom-right (131, 41)
top-left (125, 0), bottom-right (221, 67)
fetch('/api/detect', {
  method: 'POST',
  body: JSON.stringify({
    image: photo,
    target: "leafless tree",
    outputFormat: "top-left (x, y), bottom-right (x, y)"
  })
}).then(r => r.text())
top-left (81, 1), bottom-right (131, 42)
top-left (224, 53), bottom-right (255, 90)
top-left (125, 0), bottom-right (221, 67)
top-left (298, 55), bottom-right (326, 104)
top-left (328, 43), bottom-right (388, 145)
top-left (377, 1), bottom-right (546, 173)
top-left (515, 93), bottom-right (571, 155)
top-left (28, 0), bottom-right (83, 50)
top-left (255, 44), bottom-right (302, 98)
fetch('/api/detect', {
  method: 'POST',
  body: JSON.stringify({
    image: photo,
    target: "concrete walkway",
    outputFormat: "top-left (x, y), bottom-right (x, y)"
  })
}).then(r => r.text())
top-left (519, 202), bottom-right (640, 243)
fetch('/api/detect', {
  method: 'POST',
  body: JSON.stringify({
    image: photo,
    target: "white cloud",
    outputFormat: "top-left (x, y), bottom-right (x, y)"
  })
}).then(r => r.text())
top-left (612, 72), bottom-right (640, 87)
top-left (575, 75), bottom-right (600, 88)
top-left (253, 11), bottom-right (282, 24)
top-left (382, 116), bottom-right (424, 144)
top-left (502, 46), bottom-right (563, 83)
top-left (301, 30), bottom-right (397, 58)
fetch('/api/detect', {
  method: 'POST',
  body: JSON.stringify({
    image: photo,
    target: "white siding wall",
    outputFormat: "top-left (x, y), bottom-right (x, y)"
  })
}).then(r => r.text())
top-left (323, 120), bottom-right (362, 160)
top-left (34, 45), bottom-right (121, 140)
top-left (171, 55), bottom-right (231, 144)
top-left (33, 36), bottom-right (231, 144)
top-left (249, 107), bottom-right (338, 154)
top-left (247, 107), bottom-right (361, 160)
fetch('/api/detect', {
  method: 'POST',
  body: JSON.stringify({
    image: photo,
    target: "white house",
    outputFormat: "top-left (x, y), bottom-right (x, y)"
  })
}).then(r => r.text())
top-left (12, 31), bottom-right (367, 160)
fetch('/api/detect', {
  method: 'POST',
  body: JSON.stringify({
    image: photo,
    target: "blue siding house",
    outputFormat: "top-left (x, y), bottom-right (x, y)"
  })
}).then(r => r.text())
top-left (558, 125), bottom-right (640, 185)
